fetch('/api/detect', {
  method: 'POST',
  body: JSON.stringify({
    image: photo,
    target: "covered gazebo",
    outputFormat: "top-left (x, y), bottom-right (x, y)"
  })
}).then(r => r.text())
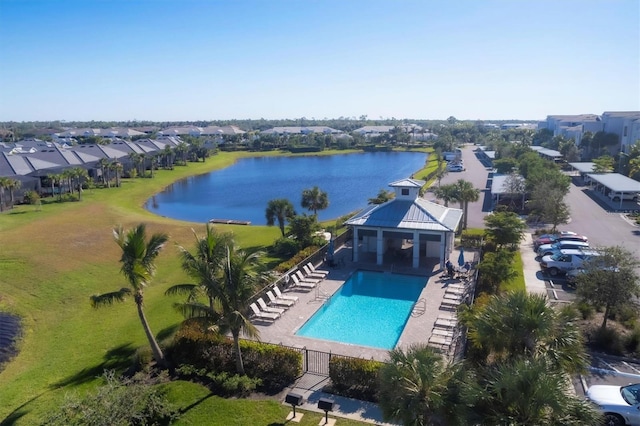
top-left (344, 179), bottom-right (463, 269)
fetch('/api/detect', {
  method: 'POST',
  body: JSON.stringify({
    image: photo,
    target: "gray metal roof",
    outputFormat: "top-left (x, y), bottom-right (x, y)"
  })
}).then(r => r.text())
top-left (536, 147), bottom-right (562, 158)
top-left (569, 162), bottom-right (596, 173)
top-left (491, 174), bottom-right (525, 195)
top-left (389, 178), bottom-right (425, 188)
top-left (1, 153), bottom-right (32, 175)
top-left (586, 173), bottom-right (640, 192)
top-left (344, 198), bottom-right (462, 232)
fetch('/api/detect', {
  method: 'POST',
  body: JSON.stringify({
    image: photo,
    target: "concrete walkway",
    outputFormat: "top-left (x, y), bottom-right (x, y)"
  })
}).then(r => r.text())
top-left (520, 232), bottom-right (547, 295)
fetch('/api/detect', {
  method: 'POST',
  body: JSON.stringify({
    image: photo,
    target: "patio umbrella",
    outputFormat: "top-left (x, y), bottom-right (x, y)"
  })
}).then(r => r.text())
top-left (458, 248), bottom-right (465, 267)
top-left (327, 238), bottom-right (335, 261)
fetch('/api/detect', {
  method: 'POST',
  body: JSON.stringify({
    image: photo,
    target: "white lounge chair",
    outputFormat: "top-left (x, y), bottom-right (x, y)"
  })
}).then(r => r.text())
top-left (249, 303), bottom-right (279, 321)
top-left (257, 298), bottom-right (285, 315)
top-left (274, 286), bottom-right (299, 302)
top-left (295, 270), bottom-right (321, 284)
top-left (306, 262), bottom-right (329, 276)
top-left (290, 274), bottom-right (316, 289)
top-left (266, 290), bottom-right (294, 307)
top-left (302, 264), bottom-right (326, 279)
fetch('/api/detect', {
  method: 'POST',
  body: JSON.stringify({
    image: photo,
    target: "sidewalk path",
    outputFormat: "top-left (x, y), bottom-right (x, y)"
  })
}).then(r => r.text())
top-left (520, 233), bottom-right (547, 295)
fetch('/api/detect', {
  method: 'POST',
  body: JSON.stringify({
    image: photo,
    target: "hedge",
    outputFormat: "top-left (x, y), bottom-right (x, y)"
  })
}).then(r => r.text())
top-left (328, 356), bottom-right (384, 402)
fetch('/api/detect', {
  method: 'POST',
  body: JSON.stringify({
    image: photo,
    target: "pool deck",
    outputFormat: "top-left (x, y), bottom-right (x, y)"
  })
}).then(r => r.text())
top-left (251, 244), bottom-right (475, 362)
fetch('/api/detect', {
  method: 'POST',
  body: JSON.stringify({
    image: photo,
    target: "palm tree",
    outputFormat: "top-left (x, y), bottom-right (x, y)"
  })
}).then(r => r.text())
top-left (453, 179), bottom-right (480, 230)
top-left (379, 344), bottom-right (458, 426)
top-left (109, 159), bottom-right (123, 187)
top-left (162, 145), bottom-right (174, 169)
top-left (265, 199), bottom-right (296, 236)
top-left (217, 247), bottom-right (263, 374)
top-left (464, 358), bottom-right (602, 425)
top-left (97, 158), bottom-right (109, 186)
top-left (0, 177), bottom-right (10, 211)
top-left (70, 167), bottom-right (88, 201)
top-left (434, 163), bottom-right (447, 187)
top-left (432, 183), bottom-right (457, 207)
top-left (175, 142), bottom-right (189, 165)
top-left (166, 224), bottom-right (234, 316)
top-left (301, 186), bottom-right (329, 216)
top-left (461, 290), bottom-right (588, 374)
top-left (90, 224), bottom-right (169, 367)
top-left (128, 152), bottom-right (141, 178)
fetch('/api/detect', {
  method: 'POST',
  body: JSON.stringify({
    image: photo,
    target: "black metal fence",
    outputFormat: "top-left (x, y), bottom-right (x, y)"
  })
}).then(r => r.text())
top-left (273, 344), bottom-right (365, 377)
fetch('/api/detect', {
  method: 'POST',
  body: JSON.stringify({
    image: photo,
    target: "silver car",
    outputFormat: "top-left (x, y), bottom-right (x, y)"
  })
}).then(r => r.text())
top-left (536, 240), bottom-right (590, 257)
top-left (586, 383), bottom-right (640, 425)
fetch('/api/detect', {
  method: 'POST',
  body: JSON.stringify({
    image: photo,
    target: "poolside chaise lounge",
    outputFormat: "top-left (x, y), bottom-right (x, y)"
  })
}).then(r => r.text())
top-left (266, 290), bottom-right (295, 307)
top-left (306, 262), bottom-right (329, 276)
top-left (302, 264), bottom-right (327, 279)
top-left (273, 285), bottom-right (299, 302)
top-left (290, 273), bottom-right (316, 289)
top-left (249, 303), bottom-right (280, 321)
top-left (294, 270), bottom-right (321, 284)
top-left (257, 298), bottom-right (286, 315)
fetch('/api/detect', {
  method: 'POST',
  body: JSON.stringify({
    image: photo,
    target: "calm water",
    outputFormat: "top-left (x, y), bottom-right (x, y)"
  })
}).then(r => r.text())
top-left (296, 270), bottom-right (426, 349)
top-left (145, 152), bottom-right (426, 224)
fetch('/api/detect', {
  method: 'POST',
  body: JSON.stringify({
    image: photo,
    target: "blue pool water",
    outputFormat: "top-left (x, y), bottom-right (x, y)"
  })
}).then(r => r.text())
top-left (296, 270), bottom-right (426, 349)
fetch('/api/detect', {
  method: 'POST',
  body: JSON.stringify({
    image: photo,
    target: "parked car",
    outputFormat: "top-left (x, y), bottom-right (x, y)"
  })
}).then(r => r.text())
top-left (533, 231), bottom-right (588, 250)
top-left (567, 266), bottom-right (620, 285)
top-left (539, 248), bottom-right (601, 277)
top-left (586, 383), bottom-right (640, 426)
top-left (536, 240), bottom-right (590, 257)
top-left (608, 191), bottom-right (639, 202)
top-left (447, 163), bottom-right (465, 172)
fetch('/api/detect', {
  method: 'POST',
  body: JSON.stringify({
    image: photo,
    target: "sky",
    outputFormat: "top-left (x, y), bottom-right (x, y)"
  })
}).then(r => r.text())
top-left (0, 0), bottom-right (638, 122)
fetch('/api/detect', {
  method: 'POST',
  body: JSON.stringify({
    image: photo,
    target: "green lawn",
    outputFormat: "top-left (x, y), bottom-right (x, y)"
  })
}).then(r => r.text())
top-left (0, 149), bottom-right (405, 425)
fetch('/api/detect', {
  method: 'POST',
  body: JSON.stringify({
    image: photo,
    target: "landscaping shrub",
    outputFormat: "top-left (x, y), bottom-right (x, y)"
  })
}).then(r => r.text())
top-left (175, 365), bottom-right (261, 397)
top-left (589, 327), bottom-right (625, 355)
top-left (328, 356), bottom-right (384, 402)
top-left (625, 327), bottom-right (640, 356)
top-left (612, 304), bottom-right (639, 329)
top-left (460, 229), bottom-right (483, 248)
top-left (575, 301), bottom-right (595, 320)
top-left (169, 321), bottom-right (301, 393)
top-left (43, 370), bottom-right (179, 426)
top-left (272, 237), bottom-right (300, 257)
top-left (275, 246), bottom-right (321, 273)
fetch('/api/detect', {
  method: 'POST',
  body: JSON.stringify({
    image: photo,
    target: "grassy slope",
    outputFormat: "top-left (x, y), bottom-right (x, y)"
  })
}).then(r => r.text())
top-left (0, 149), bottom-right (395, 425)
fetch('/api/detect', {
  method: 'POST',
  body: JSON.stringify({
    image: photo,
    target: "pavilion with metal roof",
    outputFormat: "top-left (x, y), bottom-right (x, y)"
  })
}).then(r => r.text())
top-left (344, 178), bottom-right (463, 269)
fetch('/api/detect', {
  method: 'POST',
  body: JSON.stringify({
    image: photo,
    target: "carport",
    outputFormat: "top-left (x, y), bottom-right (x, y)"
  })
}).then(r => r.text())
top-left (491, 173), bottom-right (526, 209)
top-left (568, 162), bottom-right (596, 183)
top-left (585, 173), bottom-right (640, 208)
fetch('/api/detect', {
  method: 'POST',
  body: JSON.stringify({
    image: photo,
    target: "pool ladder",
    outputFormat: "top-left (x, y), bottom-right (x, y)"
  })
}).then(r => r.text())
top-left (411, 298), bottom-right (426, 317)
top-left (315, 285), bottom-right (330, 301)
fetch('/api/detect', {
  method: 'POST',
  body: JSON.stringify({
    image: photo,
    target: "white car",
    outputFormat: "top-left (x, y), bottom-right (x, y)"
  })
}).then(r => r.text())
top-left (447, 164), bottom-right (465, 172)
top-left (539, 248), bottom-right (601, 277)
top-left (536, 240), bottom-right (590, 257)
top-left (586, 383), bottom-right (640, 425)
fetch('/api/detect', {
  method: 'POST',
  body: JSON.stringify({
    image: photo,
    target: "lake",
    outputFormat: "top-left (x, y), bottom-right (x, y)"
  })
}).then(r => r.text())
top-left (145, 151), bottom-right (428, 225)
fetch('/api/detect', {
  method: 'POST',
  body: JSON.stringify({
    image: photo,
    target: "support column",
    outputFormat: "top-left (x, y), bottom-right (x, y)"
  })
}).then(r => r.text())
top-left (353, 228), bottom-right (359, 262)
top-left (439, 233), bottom-right (447, 270)
top-left (376, 229), bottom-right (383, 265)
top-left (412, 230), bottom-right (420, 268)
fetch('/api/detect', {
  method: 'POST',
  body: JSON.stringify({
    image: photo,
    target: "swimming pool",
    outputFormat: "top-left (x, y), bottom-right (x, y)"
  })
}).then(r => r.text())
top-left (295, 270), bottom-right (426, 349)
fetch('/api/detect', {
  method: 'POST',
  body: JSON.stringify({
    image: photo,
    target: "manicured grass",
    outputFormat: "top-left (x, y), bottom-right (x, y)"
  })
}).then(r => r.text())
top-left (166, 381), bottom-right (369, 425)
top-left (501, 250), bottom-right (526, 293)
top-left (0, 149), bottom-right (400, 425)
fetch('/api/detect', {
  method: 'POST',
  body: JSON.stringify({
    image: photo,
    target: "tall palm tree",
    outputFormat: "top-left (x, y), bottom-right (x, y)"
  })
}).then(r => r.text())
top-left (461, 290), bottom-right (588, 374)
top-left (128, 152), bottom-right (141, 178)
top-left (301, 186), bottom-right (329, 216)
top-left (453, 179), bottom-right (480, 230)
top-left (432, 183), bottom-right (457, 207)
top-left (90, 224), bottom-right (169, 366)
top-left (265, 198), bottom-right (296, 236)
top-left (97, 158), bottom-right (109, 186)
top-left (109, 159), bottom-right (123, 187)
top-left (166, 224), bottom-right (234, 316)
top-left (0, 177), bottom-right (10, 211)
top-left (379, 344), bottom-right (458, 426)
top-left (217, 247), bottom-right (263, 374)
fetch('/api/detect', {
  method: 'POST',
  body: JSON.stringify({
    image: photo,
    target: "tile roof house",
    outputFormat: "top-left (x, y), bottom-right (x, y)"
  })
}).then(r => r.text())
top-left (345, 178), bottom-right (463, 269)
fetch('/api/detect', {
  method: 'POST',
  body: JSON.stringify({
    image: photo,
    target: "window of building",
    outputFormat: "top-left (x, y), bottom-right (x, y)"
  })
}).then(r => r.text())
top-left (401, 189), bottom-right (409, 196)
